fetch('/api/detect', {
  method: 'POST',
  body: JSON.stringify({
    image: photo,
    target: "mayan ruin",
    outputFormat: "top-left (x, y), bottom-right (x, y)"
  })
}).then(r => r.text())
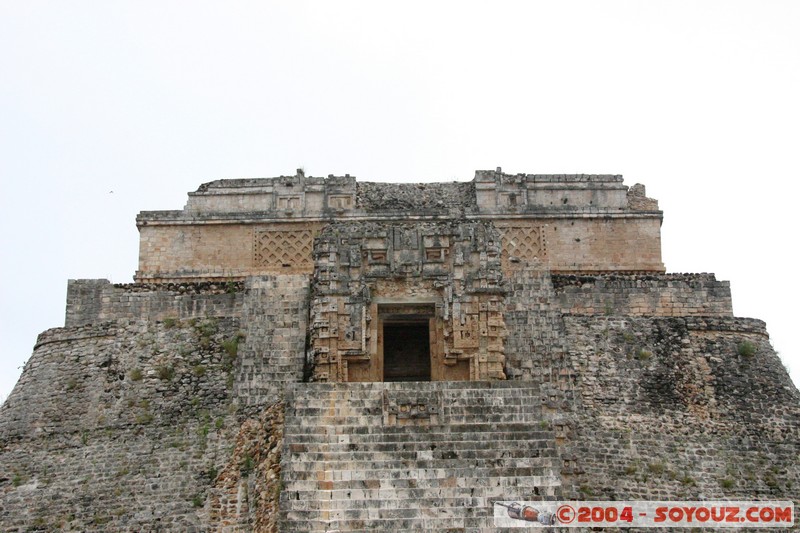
top-left (1, 168), bottom-right (798, 531)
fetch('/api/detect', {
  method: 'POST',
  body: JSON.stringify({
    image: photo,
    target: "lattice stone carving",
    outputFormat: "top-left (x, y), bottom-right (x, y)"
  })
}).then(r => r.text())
top-left (254, 229), bottom-right (313, 269)
top-left (500, 225), bottom-right (547, 264)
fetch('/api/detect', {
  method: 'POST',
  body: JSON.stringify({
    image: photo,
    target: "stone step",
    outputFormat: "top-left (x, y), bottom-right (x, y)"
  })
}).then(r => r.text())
top-left (285, 421), bottom-right (553, 431)
top-left (287, 391), bottom-right (543, 402)
top-left (283, 438), bottom-right (555, 452)
top-left (289, 404), bottom-right (545, 418)
top-left (289, 382), bottom-right (541, 390)
top-left (281, 507), bottom-right (495, 522)
top-left (281, 484), bottom-right (555, 503)
top-left (239, 364), bottom-right (302, 373)
top-left (279, 514), bottom-right (501, 532)
top-left (282, 447), bottom-right (553, 463)
top-left (288, 394), bottom-right (545, 406)
top-left (284, 433), bottom-right (556, 448)
top-left (284, 415), bottom-right (548, 428)
top-left (283, 447), bottom-right (557, 461)
top-left (285, 423), bottom-right (554, 436)
top-left (281, 498), bottom-right (551, 516)
top-left (282, 477), bottom-right (557, 493)
top-left (283, 497), bottom-right (486, 513)
top-left (282, 480), bottom-right (556, 496)
top-left (282, 452), bottom-right (557, 469)
top-left (283, 466), bottom-right (555, 483)
top-left (291, 389), bottom-right (544, 401)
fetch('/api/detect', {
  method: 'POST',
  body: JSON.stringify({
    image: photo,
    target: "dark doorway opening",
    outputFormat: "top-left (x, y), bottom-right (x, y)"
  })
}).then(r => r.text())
top-left (383, 321), bottom-right (431, 382)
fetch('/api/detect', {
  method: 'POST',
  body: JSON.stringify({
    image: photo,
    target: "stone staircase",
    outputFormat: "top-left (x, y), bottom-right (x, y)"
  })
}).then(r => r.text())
top-left (280, 381), bottom-right (561, 532)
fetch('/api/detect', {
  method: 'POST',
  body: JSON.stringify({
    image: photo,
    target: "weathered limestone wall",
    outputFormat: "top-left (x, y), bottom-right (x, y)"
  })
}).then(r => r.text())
top-left (235, 275), bottom-right (309, 407)
top-left (182, 169), bottom-right (657, 216)
top-left (64, 275), bottom-right (311, 407)
top-left (136, 222), bottom-right (323, 282)
top-left (474, 170), bottom-right (630, 211)
top-left (503, 266), bottom-right (570, 383)
top-left (503, 271), bottom-right (735, 380)
top-left (1, 277), bottom-right (311, 531)
top-left (552, 273), bottom-right (733, 317)
top-left (541, 216), bottom-right (663, 272)
top-left (0, 318), bottom-right (279, 532)
top-left (496, 217), bottom-right (664, 273)
top-left (137, 223), bottom-right (259, 281)
top-left (356, 181), bottom-right (475, 212)
top-left (65, 279), bottom-right (245, 327)
top-left (185, 172), bottom-right (355, 215)
top-left (556, 315), bottom-right (800, 504)
top-left (500, 267), bottom-right (798, 510)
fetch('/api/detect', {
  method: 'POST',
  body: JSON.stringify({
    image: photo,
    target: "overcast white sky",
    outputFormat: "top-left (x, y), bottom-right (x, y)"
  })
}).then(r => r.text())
top-left (1, 1), bottom-right (799, 401)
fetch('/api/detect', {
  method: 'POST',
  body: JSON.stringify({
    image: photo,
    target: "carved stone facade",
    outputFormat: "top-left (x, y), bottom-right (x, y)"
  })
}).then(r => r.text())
top-left (309, 221), bottom-right (507, 382)
top-left (130, 168), bottom-right (667, 382)
top-left (135, 168), bottom-right (664, 283)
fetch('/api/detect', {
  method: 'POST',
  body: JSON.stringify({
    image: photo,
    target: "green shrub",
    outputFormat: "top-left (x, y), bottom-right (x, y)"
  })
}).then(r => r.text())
top-left (156, 365), bottom-right (175, 381)
top-left (193, 365), bottom-right (206, 377)
top-left (195, 319), bottom-right (218, 338)
top-left (222, 334), bottom-right (244, 358)
top-left (163, 317), bottom-right (178, 329)
top-left (135, 412), bottom-right (153, 425)
top-left (635, 349), bottom-right (652, 360)
top-left (738, 341), bottom-right (757, 357)
top-left (241, 454), bottom-right (255, 476)
top-left (222, 332), bottom-right (246, 374)
top-left (135, 401), bottom-right (153, 424)
top-left (130, 368), bottom-right (143, 381)
top-left (720, 477), bottom-right (735, 489)
top-left (647, 462), bottom-right (665, 475)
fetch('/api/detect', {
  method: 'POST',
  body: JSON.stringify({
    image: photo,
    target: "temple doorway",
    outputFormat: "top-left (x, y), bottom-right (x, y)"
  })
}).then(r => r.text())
top-left (382, 319), bottom-right (431, 382)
